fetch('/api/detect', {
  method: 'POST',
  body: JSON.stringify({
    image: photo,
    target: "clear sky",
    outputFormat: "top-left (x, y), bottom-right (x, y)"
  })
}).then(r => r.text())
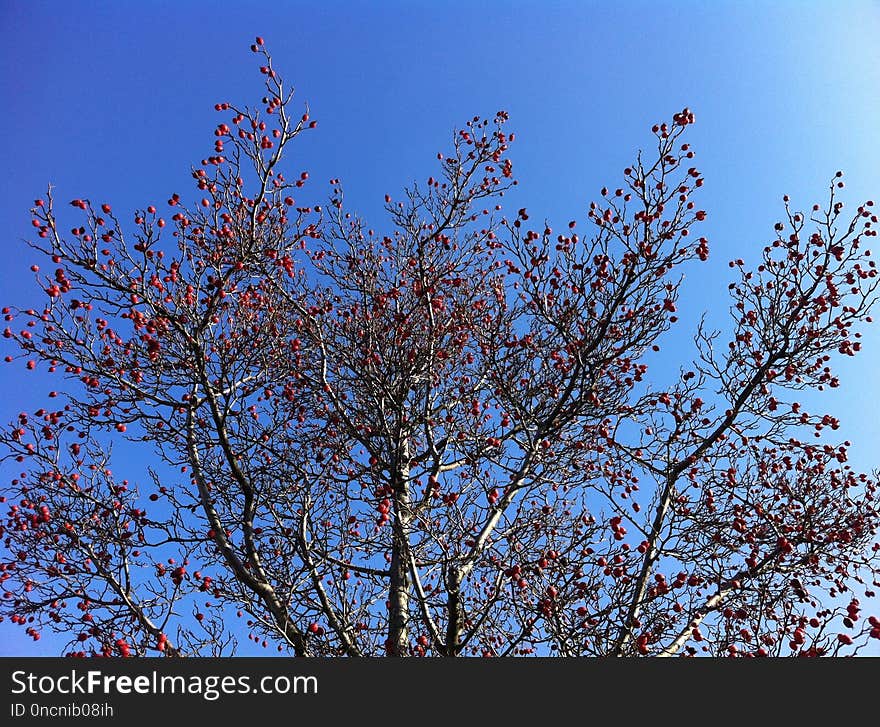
top-left (1, 0), bottom-right (878, 656)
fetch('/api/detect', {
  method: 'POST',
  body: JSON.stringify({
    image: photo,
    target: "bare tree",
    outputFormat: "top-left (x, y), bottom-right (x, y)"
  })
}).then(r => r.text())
top-left (2, 40), bottom-right (879, 657)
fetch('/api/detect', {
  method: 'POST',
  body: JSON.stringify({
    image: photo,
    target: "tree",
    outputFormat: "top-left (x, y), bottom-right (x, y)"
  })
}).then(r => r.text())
top-left (2, 39), bottom-right (879, 658)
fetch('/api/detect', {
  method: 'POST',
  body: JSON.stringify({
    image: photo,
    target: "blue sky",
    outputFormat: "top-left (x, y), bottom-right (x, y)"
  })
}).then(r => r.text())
top-left (1, 0), bottom-right (878, 655)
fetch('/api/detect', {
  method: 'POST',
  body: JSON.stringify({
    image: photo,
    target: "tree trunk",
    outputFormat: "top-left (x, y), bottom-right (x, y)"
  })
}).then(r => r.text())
top-left (444, 571), bottom-right (462, 656)
top-left (387, 454), bottom-right (411, 656)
